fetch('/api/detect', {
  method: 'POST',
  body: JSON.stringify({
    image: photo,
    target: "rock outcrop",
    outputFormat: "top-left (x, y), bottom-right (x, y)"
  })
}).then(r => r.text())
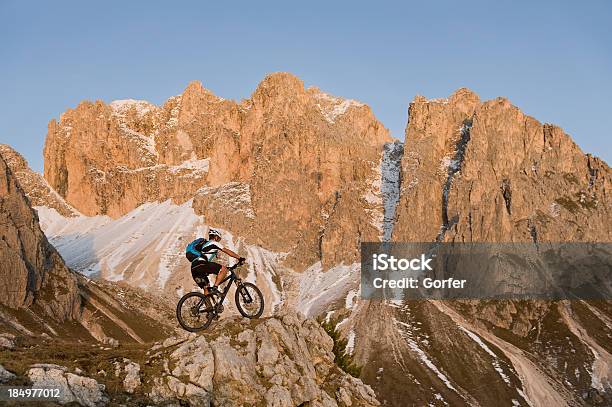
top-left (0, 153), bottom-right (81, 321)
top-left (0, 364), bottom-right (15, 383)
top-left (27, 364), bottom-right (108, 406)
top-left (118, 359), bottom-right (141, 394)
top-left (43, 73), bottom-right (392, 269)
top-left (0, 144), bottom-right (78, 216)
top-left (0, 149), bottom-right (176, 344)
top-left (43, 97), bottom-right (210, 218)
top-left (0, 312), bottom-right (378, 406)
top-left (390, 87), bottom-right (612, 337)
top-left (148, 310), bottom-right (379, 407)
top-left (393, 88), bottom-right (611, 242)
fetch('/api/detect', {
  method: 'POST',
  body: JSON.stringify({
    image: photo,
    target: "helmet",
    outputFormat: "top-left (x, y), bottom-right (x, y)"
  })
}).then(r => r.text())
top-left (208, 228), bottom-right (222, 239)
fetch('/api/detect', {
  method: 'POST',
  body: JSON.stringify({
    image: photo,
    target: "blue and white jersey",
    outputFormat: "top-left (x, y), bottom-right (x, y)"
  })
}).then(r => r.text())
top-left (198, 240), bottom-right (225, 261)
top-left (186, 238), bottom-right (225, 262)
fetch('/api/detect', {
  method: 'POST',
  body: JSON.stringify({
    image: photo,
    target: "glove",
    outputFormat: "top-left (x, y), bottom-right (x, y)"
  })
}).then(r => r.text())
top-left (238, 257), bottom-right (246, 263)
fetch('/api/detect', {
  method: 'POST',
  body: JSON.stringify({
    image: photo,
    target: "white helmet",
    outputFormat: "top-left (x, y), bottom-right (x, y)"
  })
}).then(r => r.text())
top-left (208, 228), bottom-right (222, 239)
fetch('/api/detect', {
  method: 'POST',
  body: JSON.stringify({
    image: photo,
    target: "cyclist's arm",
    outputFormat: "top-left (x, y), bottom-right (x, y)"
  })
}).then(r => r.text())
top-left (221, 247), bottom-right (241, 259)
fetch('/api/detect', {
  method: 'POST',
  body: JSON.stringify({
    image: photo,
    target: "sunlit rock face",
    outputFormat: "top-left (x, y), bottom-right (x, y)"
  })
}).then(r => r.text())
top-left (393, 88), bottom-right (610, 243)
top-left (18, 79), bottom-right (612, 406)
top-left (43, 73), bottom-right (392, 270)
top-left (350, 89), bottom-right (612, 406)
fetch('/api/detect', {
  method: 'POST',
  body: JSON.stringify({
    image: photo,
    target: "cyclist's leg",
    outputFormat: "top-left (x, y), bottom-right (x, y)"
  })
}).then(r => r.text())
top-left (191, 259), bottom-right (212, 294)
top-left (214, 265), bottom-right (228, 287)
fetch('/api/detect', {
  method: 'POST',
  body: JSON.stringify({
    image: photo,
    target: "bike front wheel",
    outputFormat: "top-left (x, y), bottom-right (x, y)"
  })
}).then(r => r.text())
top-left (176, 292), bottom-right (215, 332)
top-left (235, 282), bottom-right (264, 319)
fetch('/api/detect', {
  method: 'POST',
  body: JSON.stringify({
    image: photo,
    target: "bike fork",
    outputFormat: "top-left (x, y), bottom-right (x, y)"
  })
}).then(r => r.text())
top-left (239, 286), bottom-right (253, 303)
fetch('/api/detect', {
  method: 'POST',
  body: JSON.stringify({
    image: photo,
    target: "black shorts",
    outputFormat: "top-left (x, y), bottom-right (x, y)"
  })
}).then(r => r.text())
top-left (191, 260), bottom-right (222, 288)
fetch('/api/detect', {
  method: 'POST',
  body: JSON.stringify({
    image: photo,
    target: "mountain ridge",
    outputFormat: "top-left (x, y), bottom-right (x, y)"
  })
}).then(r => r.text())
top-left (2, 76), bottom-right (611, 406)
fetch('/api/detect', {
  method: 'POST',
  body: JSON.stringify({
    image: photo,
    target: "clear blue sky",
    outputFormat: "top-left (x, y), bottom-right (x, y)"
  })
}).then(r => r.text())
top-left (1, 1), bottom-right (610, 172)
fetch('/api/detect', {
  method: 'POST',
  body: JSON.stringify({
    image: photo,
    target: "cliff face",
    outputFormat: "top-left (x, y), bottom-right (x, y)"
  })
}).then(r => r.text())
top-left (44, 73), bottom-right (392, 269)
top-left (347, 89), bottom-right (612, 406)
top-left (0, 146), bottom-right (176, 344)
top-left (0, 144), bottom-right (78, 217)
top-left (393, 88), bottom-right (611, 242)
top-left (0, 153), bottom-right (80, 321)
top-left (24, 80), bottom-right (612, 406)
top-left (43, 97), bottom-right (210, 219)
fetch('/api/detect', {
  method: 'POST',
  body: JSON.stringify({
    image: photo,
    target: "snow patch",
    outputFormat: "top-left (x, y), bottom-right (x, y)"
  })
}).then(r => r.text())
top-left (426, 97), bottom-right (449, 105)
top-left (439, 156), bottom-right (460, 172)
top-left (345, 330), bottom-right (356, 355)
top-left (394, 317), bottom-right (458, 392)
top-left (168, 158), bottom-right (210, 175)
top-left (380, 142), bottom-right (403, 241)
top-left (345, 289), bottom-right (358, 309)
top-left (109, 99), bottom-right (159, 159)
top-left (459, 326), bottom-right (511, 385)
top-left (245, 245), bottom-right (287, 312)
top-left (296, 262), bottom-right (360, 318)
top-left (549, 202), bottom-right (560, 217)
top-left (117, 127), bottom-right (158, 159)
top-left (37, 200), bottom-right (205, 289)
top-left (516, 388), bottom-right (532, 407)
top-left (110, 99), bottom-right (156, 117)
top-left (313, 92), bottom-right (364, 123)
top-left (363, 141), bottom-right (403, 241)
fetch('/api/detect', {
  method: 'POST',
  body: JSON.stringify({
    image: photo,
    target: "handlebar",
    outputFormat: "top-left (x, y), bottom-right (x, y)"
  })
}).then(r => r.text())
top-left (229, 259), bottom-right (246, 271)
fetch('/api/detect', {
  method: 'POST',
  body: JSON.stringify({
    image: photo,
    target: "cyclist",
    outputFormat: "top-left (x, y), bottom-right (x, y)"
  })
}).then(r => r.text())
top-left (186, 228), bottom-right (245, 295)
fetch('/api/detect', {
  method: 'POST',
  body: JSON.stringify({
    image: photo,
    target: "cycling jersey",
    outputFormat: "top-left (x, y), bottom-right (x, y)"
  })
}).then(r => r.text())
top-left (199, 240), bottom-right (225, 261)
top-left (186, 238), bottom-right (225, 262)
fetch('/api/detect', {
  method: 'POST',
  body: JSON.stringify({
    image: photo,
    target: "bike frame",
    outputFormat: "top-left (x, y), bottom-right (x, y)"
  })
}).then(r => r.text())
top-left (197, 262), bottom-right (253, 312)
top-left (214, 266), bottom-right (239, 304)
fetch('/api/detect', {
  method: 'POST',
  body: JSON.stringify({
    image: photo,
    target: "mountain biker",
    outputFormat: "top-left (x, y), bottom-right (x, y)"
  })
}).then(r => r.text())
top-left (186, 228), bottom-right (245, 295)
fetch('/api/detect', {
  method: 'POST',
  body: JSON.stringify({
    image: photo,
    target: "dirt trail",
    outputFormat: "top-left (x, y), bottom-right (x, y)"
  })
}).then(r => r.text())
top-left (559, 301), bottom-right (612, 391)
top-left (432, 301), bottom-right (572, 407)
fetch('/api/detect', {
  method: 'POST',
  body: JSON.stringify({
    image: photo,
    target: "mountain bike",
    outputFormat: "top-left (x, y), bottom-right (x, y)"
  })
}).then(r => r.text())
top-left (176, 260), bottom-right (264, 332)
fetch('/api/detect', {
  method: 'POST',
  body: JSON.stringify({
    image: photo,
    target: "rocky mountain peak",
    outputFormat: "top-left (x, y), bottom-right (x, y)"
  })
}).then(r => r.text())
top-left (179, 80), bottom-right (227, 124)
top-left (0, 144), bottom-right (78, 217)
top-left (6, 80), bottom-right (612, 406)
top-left (395, 88), bottom-right (610, 242)
top-left (0, 143), bottom-right (29, 171)
top-left (183, 79), bottom-right (206, 94)
top-left (254, 71), bottom-right (306, 97)
top-left (42, 73), bottom-right (391, 269)
top-left (449, 86), bottom-right (481, 105)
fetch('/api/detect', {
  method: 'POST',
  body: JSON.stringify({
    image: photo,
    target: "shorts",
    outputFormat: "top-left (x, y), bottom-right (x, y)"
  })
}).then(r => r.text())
top-left (191, 259), bottom-right (222, 288)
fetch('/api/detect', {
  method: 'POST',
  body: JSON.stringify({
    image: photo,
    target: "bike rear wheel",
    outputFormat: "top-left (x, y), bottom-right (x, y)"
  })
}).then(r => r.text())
top-left (176, 292), bottom-right (215, 332)
top-left (235, 282), bottom-right (264, 318)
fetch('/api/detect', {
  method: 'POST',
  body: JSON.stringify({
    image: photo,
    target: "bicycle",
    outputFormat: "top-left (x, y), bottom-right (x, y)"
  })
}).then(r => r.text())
top-left (176, 260), bottom-right (265, 332)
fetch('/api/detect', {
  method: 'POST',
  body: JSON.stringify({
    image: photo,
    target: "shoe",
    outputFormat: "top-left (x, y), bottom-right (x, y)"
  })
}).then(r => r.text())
top-left (208, 286), bottom-right (220, 295)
